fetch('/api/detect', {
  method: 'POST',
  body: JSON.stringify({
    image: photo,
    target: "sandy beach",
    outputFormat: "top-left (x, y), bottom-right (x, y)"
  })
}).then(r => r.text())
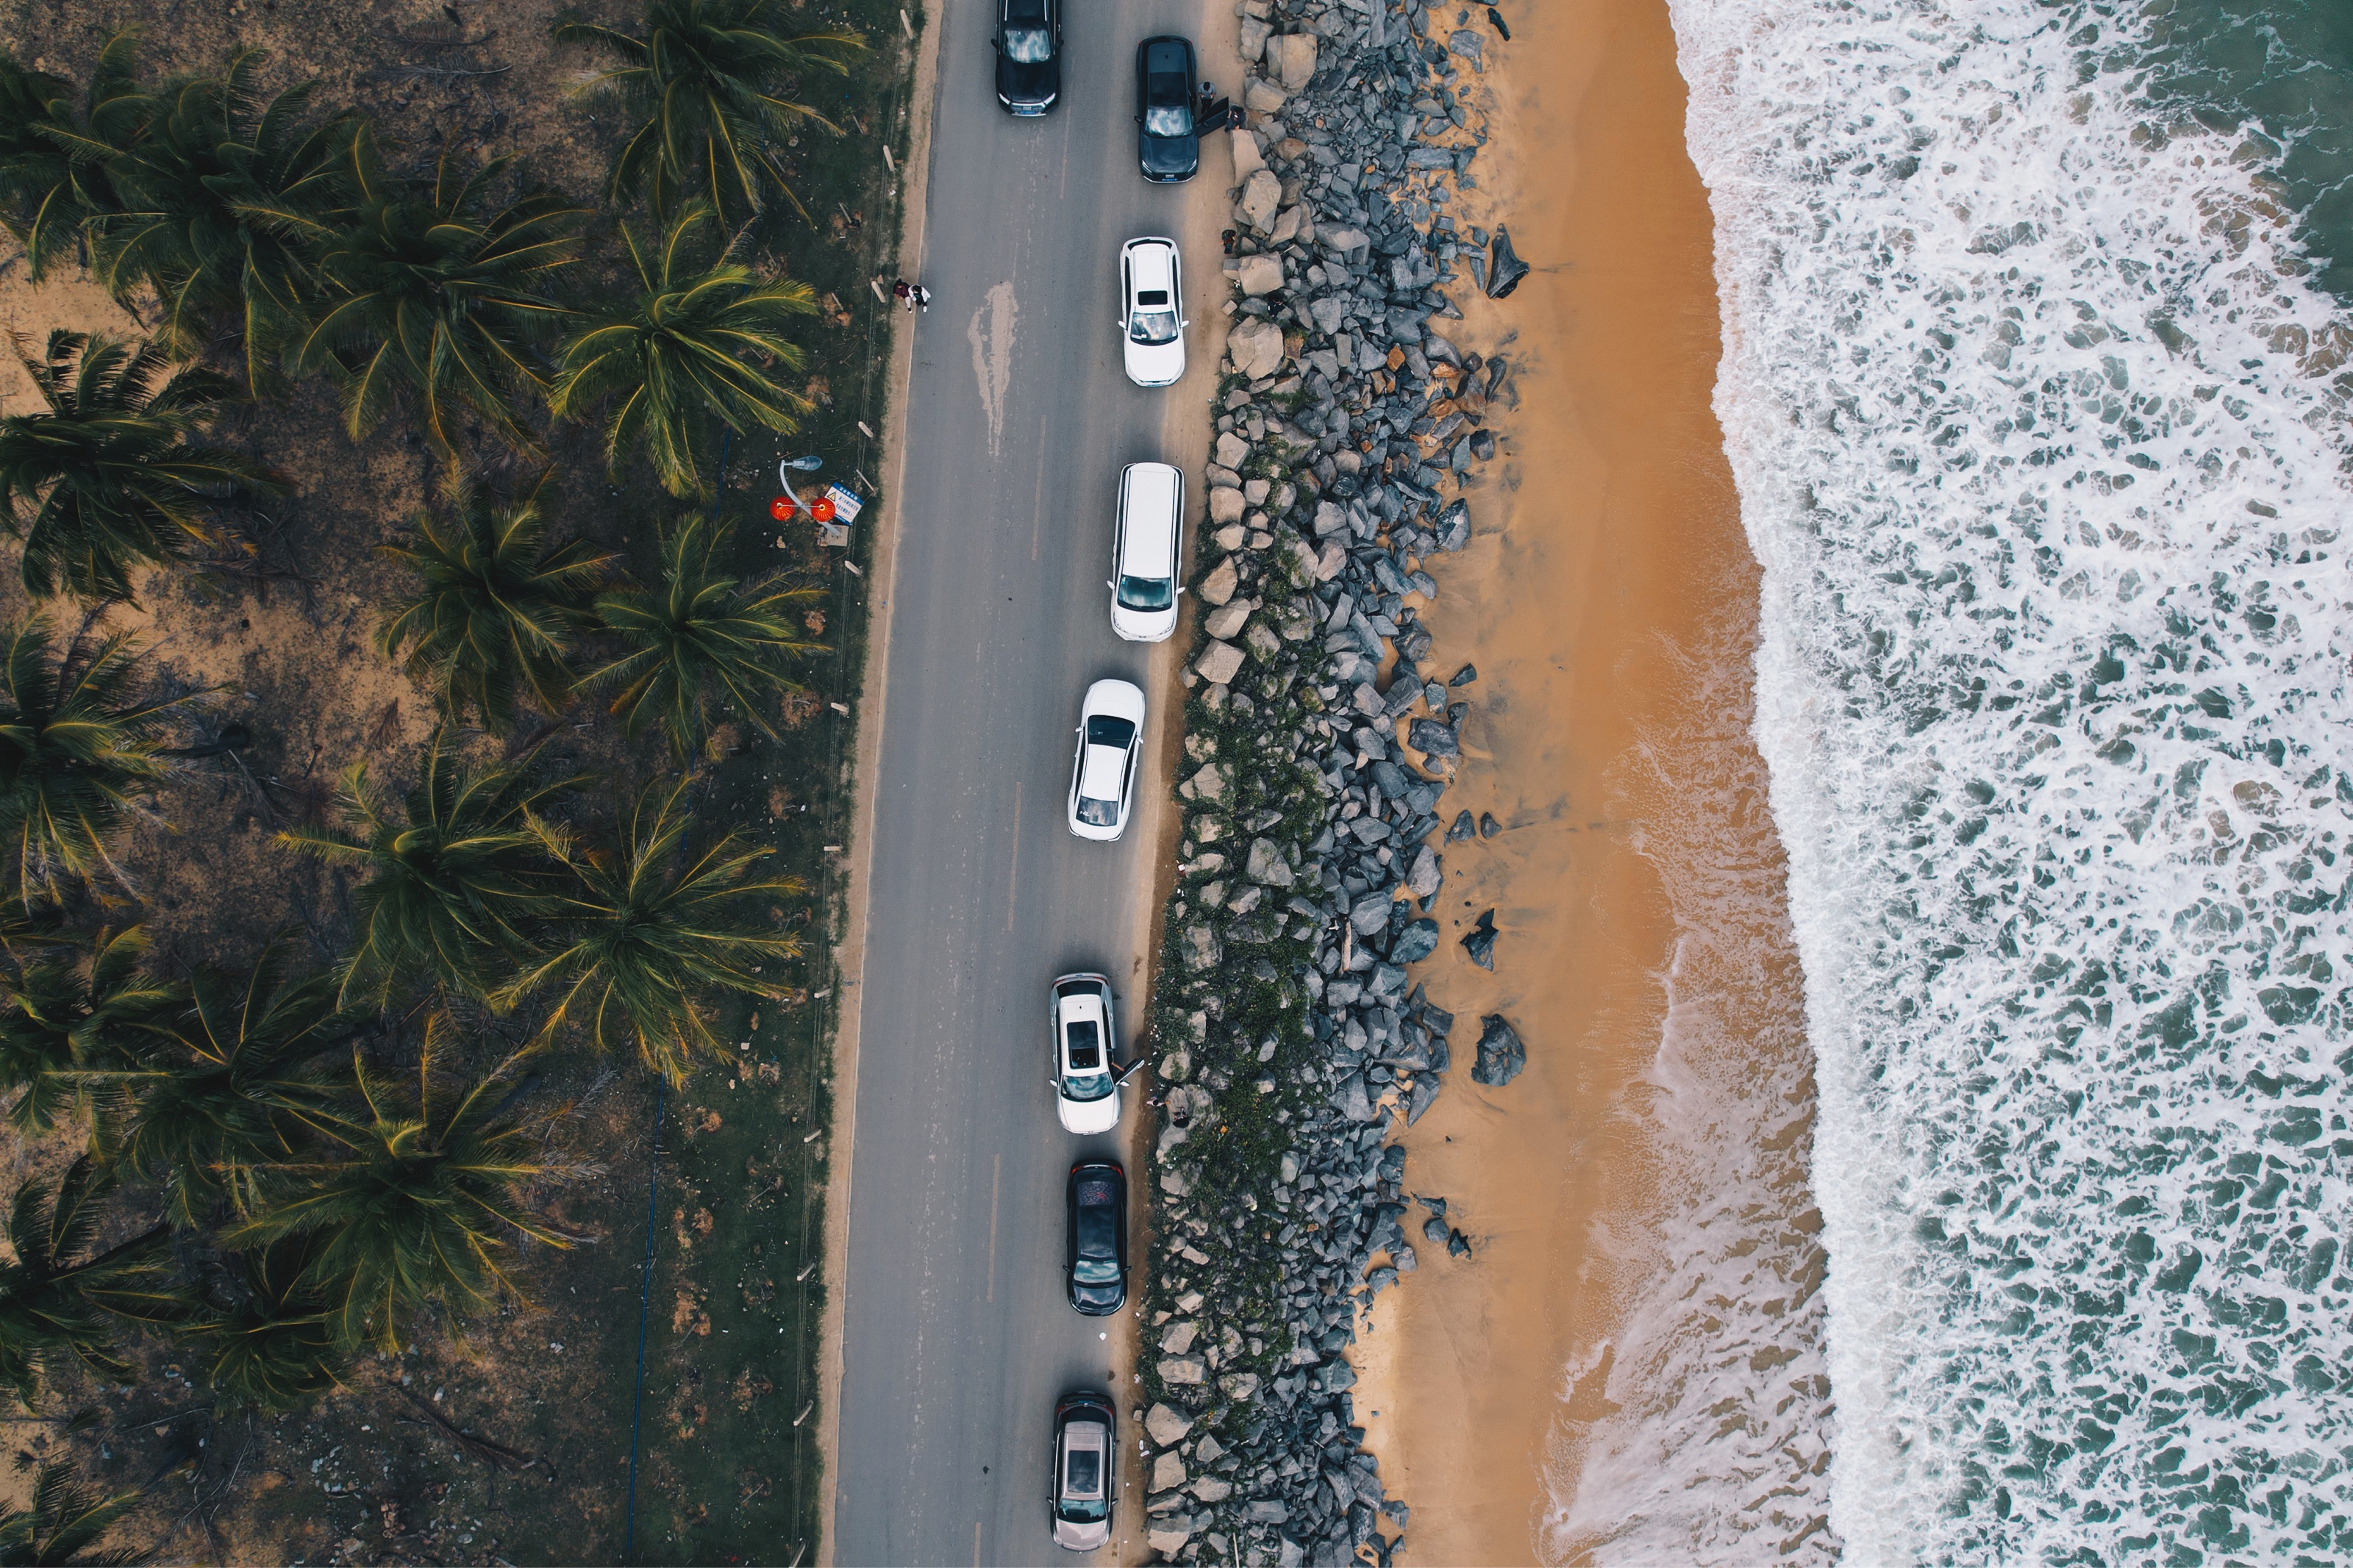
top-left (1349, 0), bottom-right (1834, 1559)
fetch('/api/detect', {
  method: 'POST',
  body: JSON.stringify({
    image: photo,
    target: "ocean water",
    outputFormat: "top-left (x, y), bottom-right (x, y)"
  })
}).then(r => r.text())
top-left (1664, 0), bottom-right (2353, 1558)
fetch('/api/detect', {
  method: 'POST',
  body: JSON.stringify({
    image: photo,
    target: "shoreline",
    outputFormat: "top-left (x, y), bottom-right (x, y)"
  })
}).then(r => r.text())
top-left (1349, 0), bottom-right (1832, 1559)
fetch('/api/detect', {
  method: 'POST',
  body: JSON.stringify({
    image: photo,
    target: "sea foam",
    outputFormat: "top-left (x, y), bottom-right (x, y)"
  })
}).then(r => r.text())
top-left (1666, 0), bottom-right (2353, 1558)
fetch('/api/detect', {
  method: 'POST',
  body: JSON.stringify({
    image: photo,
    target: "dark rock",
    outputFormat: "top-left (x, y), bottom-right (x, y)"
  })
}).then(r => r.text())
top-left (1471, 1014), bottom-right (1524, 1086)
top-left (1446, 1228), bottom-right (1473, 1258)
top-left (1470, 429), bottom-right (1497, 461)
top-left (1478, 811), bottom-right (1502, 839)
top-left (1445, 810), bottom-right (1475, 842)
top-left (1460, 908), bottom-right (1497, 970)
top-left (1449, 662), bottom-right (1478, 687)
top-left (1405, 718), bottom-right (1458, 756)
top-left (1484, 226), bottom-right (1531, 298)
top-left (1349, 891), bottom-right (1393, 935)
top-left (1388, 918), bottom-right (1438, 964)
top-left (1368, 759), bottom-right (1410, 798)
top-left (1486, 6), bottom-right (1510, 39)
top-left (1404, 1075), bottom-right (1440, 1123)
top-left (1421, 1215), bottom-right (1449, 1244)
top-left (1433, 498), bottom-right (1471, 551)
top-left (1418, 1195), bottom-right (1447, 1218)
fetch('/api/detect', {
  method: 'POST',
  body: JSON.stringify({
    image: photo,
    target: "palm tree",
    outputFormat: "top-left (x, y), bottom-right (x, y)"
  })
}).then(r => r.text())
top-left (0, 616), bottom-right (213, 903)
top-left (374, 470), bottom-right (615, 732)
top-left (554, 0), bottom-right (866, 226)
top-left (0, 1457), bottom-right (148, 1566)
top-left (297, 130), bottom-right (585, 454)
top-left (92, 48), bottom-right (355, 390)
top-left (0, 1156), bottom-right (188, 1408)
top-left (0, 330), bottom-right (288, 604)
top-left (547, 203), bottom-right (817, 498)
top-left (0, 927), bottom-right (179, 1137)
top-left (277, 731), bottom-right (581, 1006)
top-left (193, 1240), bottom-right (346, 1414)
top-left (503, 777), bottom-right (804, 1081)
top-left (0, 35), bottom-right (143, 281)
top-left (117, 934), bottom-right (358, 1227)
top-left (221, 1023), bottom-right (590, 1353)
top-left (587, 512), bottom-right (824, 761)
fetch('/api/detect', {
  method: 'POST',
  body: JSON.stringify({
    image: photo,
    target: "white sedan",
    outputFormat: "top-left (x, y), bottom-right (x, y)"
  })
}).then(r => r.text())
top-left (1109, 462), bottom-right (1183, 642)
top-left (1118, 237), bottom-right (1187, 387)
top-left (1065, 679), bottom-right (1145, 840)
top-left (1049, 973), bottom-right (1123, 1134)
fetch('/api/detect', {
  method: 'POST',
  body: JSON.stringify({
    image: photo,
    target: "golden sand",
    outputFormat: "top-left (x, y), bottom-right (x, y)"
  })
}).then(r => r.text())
top-left (1341, 0), bottom-right (1817, 1559)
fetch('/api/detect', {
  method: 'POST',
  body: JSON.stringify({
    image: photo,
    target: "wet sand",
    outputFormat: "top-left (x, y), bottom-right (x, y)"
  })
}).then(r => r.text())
top-left (1346, 0), bottom-right (1826, 1559)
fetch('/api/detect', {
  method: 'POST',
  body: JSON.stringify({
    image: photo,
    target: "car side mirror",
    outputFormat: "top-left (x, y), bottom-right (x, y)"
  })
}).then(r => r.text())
top-left (1107, 579), bottom-right (1116, 590)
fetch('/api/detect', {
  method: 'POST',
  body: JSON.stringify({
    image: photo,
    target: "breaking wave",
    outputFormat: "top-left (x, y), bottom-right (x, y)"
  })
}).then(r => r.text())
top-left (1668, 0), bottom-right (2353, 1557)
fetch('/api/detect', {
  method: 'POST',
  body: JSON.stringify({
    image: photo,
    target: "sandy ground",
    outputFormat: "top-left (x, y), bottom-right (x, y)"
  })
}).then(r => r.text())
top-left (1341, 0), bottom-right (1815, 1560)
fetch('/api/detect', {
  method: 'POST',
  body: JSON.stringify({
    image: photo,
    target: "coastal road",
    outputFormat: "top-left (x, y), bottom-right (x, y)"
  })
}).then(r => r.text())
top-left (829, 2), bottom-right (1227, 1562)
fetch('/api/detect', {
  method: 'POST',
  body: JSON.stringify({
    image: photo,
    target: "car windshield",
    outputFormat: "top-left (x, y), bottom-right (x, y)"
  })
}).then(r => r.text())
top-left (1145, 102), bottom-right (1192, 137)
top-left (1002, 25), bottom-right (1051, 62)
top-left (1117, 573), bottom-right (1174, 612)
top-left (1129, 304), bottom-right (1180, 346)
top-left (1062, 1020), bottom-right (1114, 1100)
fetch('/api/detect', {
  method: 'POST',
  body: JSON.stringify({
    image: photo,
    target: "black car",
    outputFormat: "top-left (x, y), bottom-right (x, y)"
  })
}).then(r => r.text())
top-left (1135, 36), bottom-right (1200, 182)
top-left (993, 0), bottom-right (1061, 115)
top-left (1049, 1391), bottom-right (1116, 1552)
top-left (1064, 1160), bottom-right (1127, 1315)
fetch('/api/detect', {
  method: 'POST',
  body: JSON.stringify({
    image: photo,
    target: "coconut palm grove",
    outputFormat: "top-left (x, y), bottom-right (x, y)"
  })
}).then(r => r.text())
top-left (0, 0), bottom-right (891, 1554)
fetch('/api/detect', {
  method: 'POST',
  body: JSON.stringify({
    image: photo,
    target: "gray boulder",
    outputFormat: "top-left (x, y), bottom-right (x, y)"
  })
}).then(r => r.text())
top-left (1407, 718), bottom-right (1458, 756)
top-left (1246, 837), bottom-right (1296, 887)
top-left (1145, 1403), bottom-right (1193, 1446)
top-left (1195, 640), bottom-right (1247, 686)
top-left (1388, 919), bottom-right (1439, 964)
top-left (1472, 1014), bottom-right (1525, 1086)
top-left (1268, 32), bottom-right (1319, 90)
top-left (1461, 909), bottom-right (1497, 970)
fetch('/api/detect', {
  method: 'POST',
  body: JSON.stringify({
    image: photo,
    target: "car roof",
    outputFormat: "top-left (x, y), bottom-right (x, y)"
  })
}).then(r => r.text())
top-left (1142, 37), bottom-right (1190, 74)
top-left (1078, 742), bottom-right (1127, 802)
top-left (1124, 238), bottom-right (1176, 291)
top-left (1119, 465), bottom-right (1181, 573)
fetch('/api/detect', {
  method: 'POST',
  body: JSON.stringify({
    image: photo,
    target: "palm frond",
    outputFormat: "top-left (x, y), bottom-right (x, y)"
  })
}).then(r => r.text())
top-left (0, 1456), bottom-right (149, 1566)
top-left (0, 331), bottom-right (286, 604)
top-left (0, 615), bottom-right (215, 903)
top-left (585, 511), bottom-right (824, 760)
top-left (547, 202), bottom-right (816, 498)
top-left (298, 129), bottom-right (585, 457)
top-left (0, 1156), bottom-right (188, 1409)
top-left (375, 469), bottom-right (615, 731)
top-left (555, 0), bottom-right (865, 227)
top-left (276, 731), bottom-right (580, 1006)
top-left (220, 1027), bottom-right (592, 1353)
top-left (499, 776), bottom-right (804, 1081)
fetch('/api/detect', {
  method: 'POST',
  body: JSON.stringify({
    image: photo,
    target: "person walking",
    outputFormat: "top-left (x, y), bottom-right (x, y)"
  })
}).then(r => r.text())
top-left (912, 283), bottom-right (932, 313)
top-left (892, 278), bottom-right (913, 311)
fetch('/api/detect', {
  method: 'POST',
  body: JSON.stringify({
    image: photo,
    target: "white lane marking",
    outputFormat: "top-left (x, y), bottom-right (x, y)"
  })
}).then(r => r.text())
top-left (968, 280), bottom-right (1018, 458)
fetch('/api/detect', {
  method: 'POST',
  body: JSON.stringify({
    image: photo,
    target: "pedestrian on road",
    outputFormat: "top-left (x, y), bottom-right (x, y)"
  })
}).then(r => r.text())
top-left (893, 278), bottom-right (913, 311)
top-left (913, 284), bottom-right (932, 312)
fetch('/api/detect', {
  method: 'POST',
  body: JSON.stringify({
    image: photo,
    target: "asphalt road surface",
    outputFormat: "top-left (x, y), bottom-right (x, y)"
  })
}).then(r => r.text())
top-left (832, 4), bottom-right (1227, 1561)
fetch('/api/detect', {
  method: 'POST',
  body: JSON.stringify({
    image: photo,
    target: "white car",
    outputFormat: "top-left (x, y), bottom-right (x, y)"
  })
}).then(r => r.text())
top-left (1109, 462), bottom-right (1183, 642)
top-left (1049, 974), bottom-right (1122, 1134)
top-left (1118, 237), bottom-right (1187, 387)
top-left (1065, 679), bottom-right (1145, 841)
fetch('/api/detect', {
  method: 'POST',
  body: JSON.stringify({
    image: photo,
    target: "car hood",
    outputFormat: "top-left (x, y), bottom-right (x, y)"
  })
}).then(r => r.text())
top-left (1110, 602), bottom-right (1178, 642)
top-left (999, 57), bottom-right (1057, 104)
top-left (1071, 1280), bottom-right (1126, 1314)
top-left (1140, 132), bottom-right (1199, 178)
top-left (1057, 1089), bottom-right (1121, 1134)
top-left (1053, 1517), bottom-right (1111, 1552)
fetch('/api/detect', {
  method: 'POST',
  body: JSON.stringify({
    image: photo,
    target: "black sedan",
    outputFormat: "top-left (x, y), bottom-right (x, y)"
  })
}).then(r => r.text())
top-left (1135, 35), bottom-right (1199, 182)
top-left (993, 0), bottom-right (1061, 115)
top-left (1064, 1161), bottom-right (1127, 1315)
